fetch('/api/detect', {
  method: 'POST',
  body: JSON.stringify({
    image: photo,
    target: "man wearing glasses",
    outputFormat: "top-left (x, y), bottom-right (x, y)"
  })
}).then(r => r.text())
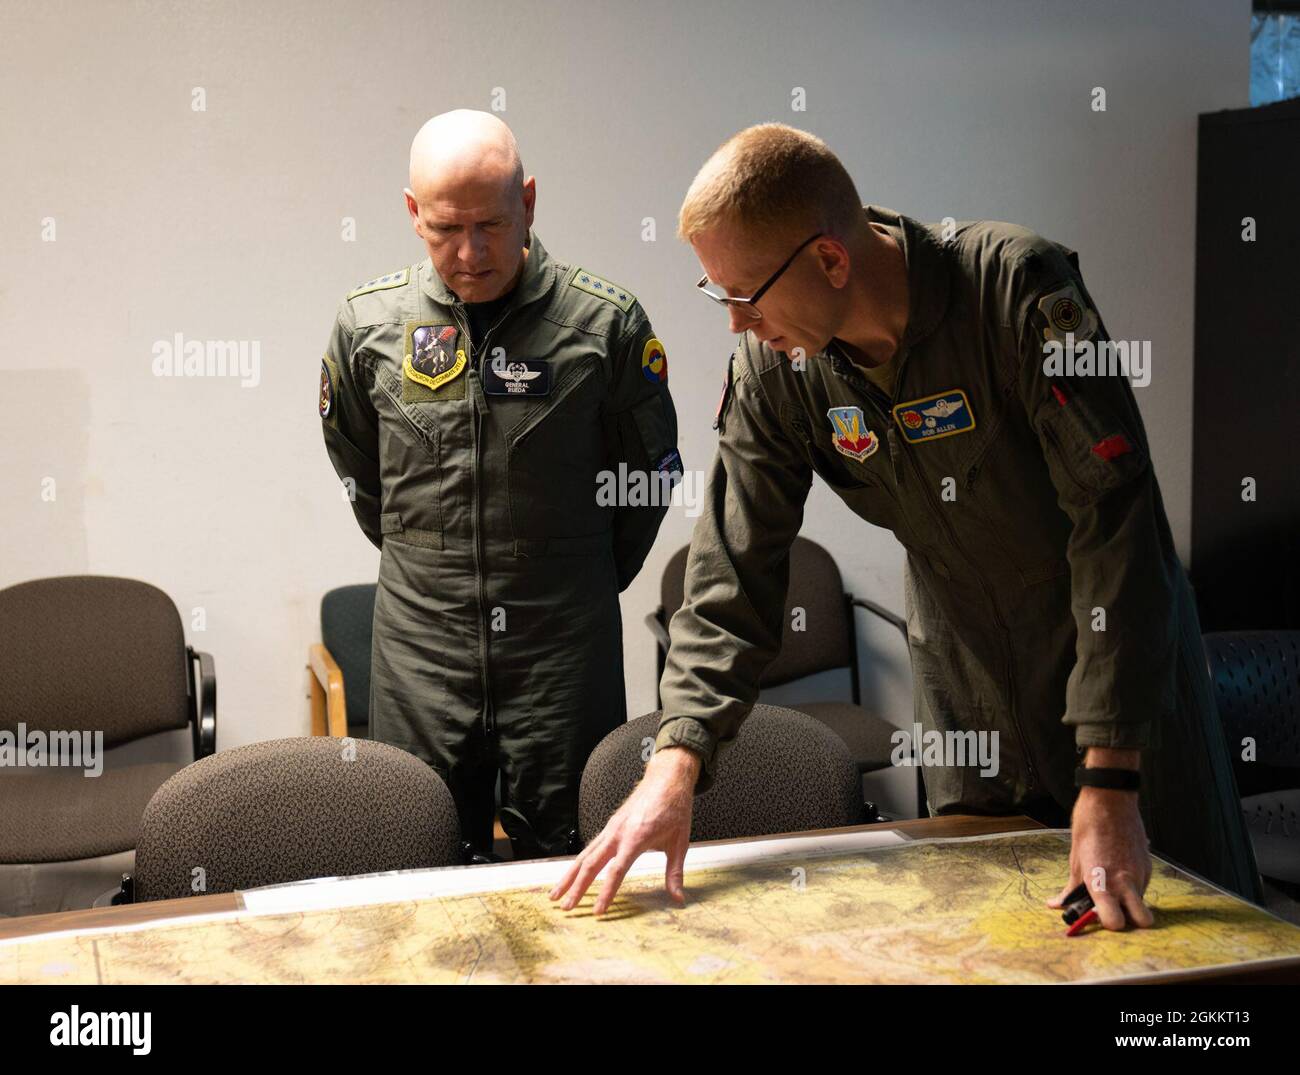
top-left (551, 122), bottom-right (1260, 923)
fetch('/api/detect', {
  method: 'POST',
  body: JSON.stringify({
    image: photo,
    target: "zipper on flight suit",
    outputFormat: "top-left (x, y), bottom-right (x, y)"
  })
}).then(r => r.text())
top-left (451, 300), bottom-right (506, 739)
top-left (473, 307), bottom-right (517, 739)
top-left (892, 409), bottom-right (1040, 796)
top-left (834, 342), bottom-right (1040, 795)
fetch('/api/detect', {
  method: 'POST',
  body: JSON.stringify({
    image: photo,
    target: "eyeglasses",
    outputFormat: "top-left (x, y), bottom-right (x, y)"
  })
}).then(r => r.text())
top-left (695, 232), bottom-right (822, 321)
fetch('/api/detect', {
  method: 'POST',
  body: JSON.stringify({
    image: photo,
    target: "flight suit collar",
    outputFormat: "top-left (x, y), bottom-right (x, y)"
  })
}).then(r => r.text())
top-left (418, 229), bottom-right (557, 313)
top-left (829, 204), bottom-right (951, 371)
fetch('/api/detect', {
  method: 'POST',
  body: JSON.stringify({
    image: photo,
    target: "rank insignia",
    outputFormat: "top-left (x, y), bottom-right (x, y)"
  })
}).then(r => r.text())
top-left (641, 337), bottom-right (668, 384)
top-left (404, 323), bottom-right (466, 392)
top-left (892, 389), bottom-right (976, 443)
top-left (484, 358), bottom-right (552, 395)
top-left (1036, 283), bottom-right (1098, 346)
top-left (570, 268), bottom-right (636, 311)
top-left (347, 267), bottom-right (409, 300)
top-left (319, 358), bottom-right (334, 419)
top-left (827, 405), bottom-right (879, 462)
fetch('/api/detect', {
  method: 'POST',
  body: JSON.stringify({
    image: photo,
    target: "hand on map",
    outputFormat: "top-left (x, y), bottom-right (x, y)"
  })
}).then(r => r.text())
top-left (1047, 781), bottom-right (1154, 931)
top-left (548, 745), bottom-right (700, 915)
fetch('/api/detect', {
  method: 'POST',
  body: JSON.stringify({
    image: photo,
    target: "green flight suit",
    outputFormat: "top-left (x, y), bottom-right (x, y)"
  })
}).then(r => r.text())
top-left (656, 205), bottom-right (1262, 901)
top-left (320, 233), bottom-right (679, 858)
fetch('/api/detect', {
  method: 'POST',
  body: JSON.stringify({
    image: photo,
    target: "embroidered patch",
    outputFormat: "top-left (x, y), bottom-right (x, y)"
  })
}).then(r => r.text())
top-left (655, 448), bottom-right (684, 483)
top-left (484, 358), bottom-right (551, 396)
top-left (892, 389), bottom-right (976, 443)
top-left (827, 406), bottom-right (879, 462)
top-left (404, 323), bottom-right (465, 393)
top-left (570, 268), bottom-right (636, 311)
top-left (347, 267), bottom-right (409, 301)
top-left (1036, 283), bottom-right (1098, 346)
top-left (317, 356), bottom-right (332, 415)
top-left (641, 337), bottom-right (668, 384)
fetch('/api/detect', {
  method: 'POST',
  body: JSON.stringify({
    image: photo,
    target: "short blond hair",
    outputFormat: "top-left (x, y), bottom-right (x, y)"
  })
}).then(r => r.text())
top-left (678, 124), bottom-right (864, 244)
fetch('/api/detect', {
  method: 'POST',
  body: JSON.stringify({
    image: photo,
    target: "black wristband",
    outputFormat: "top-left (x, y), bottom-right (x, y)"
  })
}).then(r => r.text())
top-left (1075, 766), bottom-right (1140, 791)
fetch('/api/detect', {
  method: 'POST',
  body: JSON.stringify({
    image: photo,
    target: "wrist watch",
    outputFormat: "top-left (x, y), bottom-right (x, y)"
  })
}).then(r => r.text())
top-left (1075, 766), bottom-right (1141, 791)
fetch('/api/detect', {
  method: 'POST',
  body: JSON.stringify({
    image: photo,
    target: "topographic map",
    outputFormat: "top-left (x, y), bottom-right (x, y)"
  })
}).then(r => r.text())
top-left (3, 830), bottom-right (1298, 984)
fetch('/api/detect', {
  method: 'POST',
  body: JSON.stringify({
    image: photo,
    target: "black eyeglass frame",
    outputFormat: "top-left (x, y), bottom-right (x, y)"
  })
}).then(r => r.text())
top-left (694, 231), bottom-right (823, 320)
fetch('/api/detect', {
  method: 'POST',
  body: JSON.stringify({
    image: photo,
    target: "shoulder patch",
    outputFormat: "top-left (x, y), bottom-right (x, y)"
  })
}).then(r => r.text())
top-left (1035, 281), bottom-right (1098, 346)
top-left (570, 268), bottom-right (636, 312)
top-left (320, 354), bottom-right (341, 427)
top-left (347, 267), bottom-right (410, 301)
top-left (641, 336), bottom-right (668, 384)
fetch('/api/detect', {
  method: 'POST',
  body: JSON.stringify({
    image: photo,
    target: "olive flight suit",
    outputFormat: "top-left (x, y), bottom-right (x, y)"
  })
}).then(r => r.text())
top-left (320, 233), bottom-right (680, 858)
top-left (655, 205), bottom-right (1261, 901)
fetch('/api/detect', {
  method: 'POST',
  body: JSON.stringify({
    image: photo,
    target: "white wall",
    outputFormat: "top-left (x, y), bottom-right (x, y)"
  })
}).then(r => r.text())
top-left (0, 1), bottom-right (1250, 813)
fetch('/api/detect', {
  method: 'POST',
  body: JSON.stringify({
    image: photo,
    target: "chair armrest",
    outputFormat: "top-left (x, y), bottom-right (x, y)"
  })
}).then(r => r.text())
top-left (307, 643), bottom-right (349, 737)
top-left (187, 646), bottom-right (216, 759)
top-left (644, 610), bottom-right (672, 654)
top-left (849, 595), bottom-right (908, 641)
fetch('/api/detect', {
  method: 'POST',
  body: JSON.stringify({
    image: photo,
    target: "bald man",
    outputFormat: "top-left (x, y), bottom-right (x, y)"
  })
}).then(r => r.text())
top-left (319, 111), bottom-right (679, 859)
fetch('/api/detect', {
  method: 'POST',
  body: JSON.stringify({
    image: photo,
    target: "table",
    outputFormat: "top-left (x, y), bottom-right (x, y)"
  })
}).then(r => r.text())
top-left (3, 815), bottom-right (1298, 984)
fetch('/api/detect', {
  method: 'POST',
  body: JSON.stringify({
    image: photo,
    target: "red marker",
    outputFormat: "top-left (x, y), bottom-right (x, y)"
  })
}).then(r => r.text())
top-left (1066, 908), bottom-right (1099, 937)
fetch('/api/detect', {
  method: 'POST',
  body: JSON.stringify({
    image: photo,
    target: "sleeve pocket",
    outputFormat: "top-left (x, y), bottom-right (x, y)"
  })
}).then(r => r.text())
top-left (1037, 389), bottom-right (1147, 505)
top-left (628, 392), bottom-right (673, 467)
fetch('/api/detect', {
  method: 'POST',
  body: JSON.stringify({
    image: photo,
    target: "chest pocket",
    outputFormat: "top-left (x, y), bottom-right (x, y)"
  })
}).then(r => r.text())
top-left (368, 353), bottom-right (445, 534)
top-left (505, 358), bottom-right (606, 542)
top-left (954, 382), bottom-right (1014, 487)
top-left (374, 360), bottom-right (441, 449)
top-left (781, 400), bottom-right (914, 537)
top-left (784, 401), bottom-right (881, 490)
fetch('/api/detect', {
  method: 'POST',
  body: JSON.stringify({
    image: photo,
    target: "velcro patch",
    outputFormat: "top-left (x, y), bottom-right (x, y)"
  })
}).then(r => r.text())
top-left (1036, 282), bottom-right (1098, 346)
top-left (570, 268), bottom-right (636, 311)
top-left (655, 448), bottom-right (684, 484)
top-left (404, 323), bottom-right (466, 397)
top-left (347, 267), bottom-right (409, 300)
top-left (484, 358), bottom-right (551, 396)
top-left (641, 337), bottom-right (667, 384)
top-left (320, 354), bottom-right (341, 426)
top-left (827, 405), bottom-right (879, 462)
top-left (892, 389), bottom-right (976, 443)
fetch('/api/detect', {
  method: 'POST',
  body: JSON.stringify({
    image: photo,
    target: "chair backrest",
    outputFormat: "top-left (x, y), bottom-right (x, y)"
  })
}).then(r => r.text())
top-left (0, 576), bottom-right (190, 748)
top-left (578, 706), bottom-right (862, 843)
top-left (133, 737), bottom-right (461, 900)
top-left (321, 584), bottom-right (377, 737)
top-left (659, 537), bottom-right (852, 686)
top-left (1204, 631), bottom-right (1300, 795)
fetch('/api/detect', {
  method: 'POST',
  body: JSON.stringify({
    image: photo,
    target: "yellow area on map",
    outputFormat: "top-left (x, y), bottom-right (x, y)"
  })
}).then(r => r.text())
top-left (3, 832), bottom-right (1298, 984)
